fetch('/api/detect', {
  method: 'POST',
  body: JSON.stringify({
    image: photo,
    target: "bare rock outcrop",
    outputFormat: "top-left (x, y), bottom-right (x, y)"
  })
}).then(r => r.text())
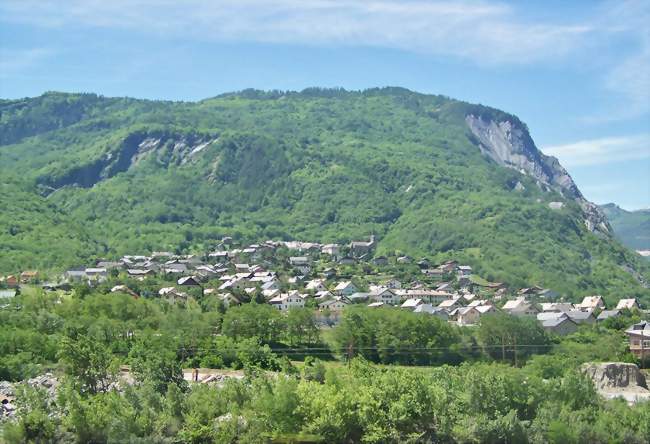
top-left (466, 114), bottom-right (610, 235)
top-left (582, 362), bottom-right (650, 404)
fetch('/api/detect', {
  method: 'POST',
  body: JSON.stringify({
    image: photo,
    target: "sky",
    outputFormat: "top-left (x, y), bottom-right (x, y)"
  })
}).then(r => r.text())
top-left (0, 0), bottom-right (648, 209)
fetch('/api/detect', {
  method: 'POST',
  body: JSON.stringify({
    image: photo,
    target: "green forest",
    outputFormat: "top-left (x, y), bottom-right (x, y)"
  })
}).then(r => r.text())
top-left (1, 89), bottom-right (649, 300)
top-left (1, 287), bottom-right (648, 443)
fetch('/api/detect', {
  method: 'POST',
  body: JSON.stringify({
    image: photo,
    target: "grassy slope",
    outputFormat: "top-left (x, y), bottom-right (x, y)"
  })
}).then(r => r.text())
top-left (0, 88), bottom-right (648, 302)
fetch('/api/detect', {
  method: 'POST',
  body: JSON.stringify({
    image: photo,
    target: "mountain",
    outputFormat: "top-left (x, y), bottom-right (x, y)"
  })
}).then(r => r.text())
top-left (600, 203), bottom-right (650, 252)
top-left (1, 88), bottom-right (648, 302)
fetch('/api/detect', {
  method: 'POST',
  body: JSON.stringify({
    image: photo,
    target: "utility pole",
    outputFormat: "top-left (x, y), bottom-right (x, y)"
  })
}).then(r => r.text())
top-left (642, 333), bottom-right (646, 370)
top-left (513, 336), bottom-right (518, 367)
top-left (501, 335), bottom-right (506, 362)
top-left (347, 339), bottom-right (354, 367)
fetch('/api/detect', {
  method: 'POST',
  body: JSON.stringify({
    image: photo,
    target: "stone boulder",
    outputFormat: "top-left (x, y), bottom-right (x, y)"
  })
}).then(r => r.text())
top-left (582, 362), bottom-right (650, 404)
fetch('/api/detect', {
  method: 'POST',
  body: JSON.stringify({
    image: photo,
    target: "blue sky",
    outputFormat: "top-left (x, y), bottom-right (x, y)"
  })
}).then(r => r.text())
top-left (1, 0), bottom-right (648, 209)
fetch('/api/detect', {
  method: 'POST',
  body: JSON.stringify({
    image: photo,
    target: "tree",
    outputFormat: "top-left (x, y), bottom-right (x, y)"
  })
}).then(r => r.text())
top-left (58, 331), bottom-right (117, 394)
top-left (129, 339), bottom-right (187, 394)
top-left (285, 308), bottom-right (319, 345)
top-left (477, 313), bottom-right (550, 363)
top-left (221, 303), bottom-right (284, 344)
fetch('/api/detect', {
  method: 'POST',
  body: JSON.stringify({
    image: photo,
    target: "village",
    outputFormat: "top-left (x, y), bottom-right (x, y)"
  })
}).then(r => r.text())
top-left (1, 235), bottom-right (649, 359)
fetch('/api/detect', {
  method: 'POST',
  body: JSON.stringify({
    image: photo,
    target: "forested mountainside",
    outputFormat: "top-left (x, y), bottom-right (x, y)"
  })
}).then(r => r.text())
top-left (1, 88), bottom-right (648, 299)
top-left (601, 203), bottom-right (650, 251)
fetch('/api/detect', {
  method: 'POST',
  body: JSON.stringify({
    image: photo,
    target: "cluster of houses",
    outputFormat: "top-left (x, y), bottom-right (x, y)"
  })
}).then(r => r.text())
top-left (2, 237), bottom-right (647, 345)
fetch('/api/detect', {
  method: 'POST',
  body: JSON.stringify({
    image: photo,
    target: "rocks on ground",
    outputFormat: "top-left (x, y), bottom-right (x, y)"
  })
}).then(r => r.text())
top-left (582, 362), bottom-right (650, 404)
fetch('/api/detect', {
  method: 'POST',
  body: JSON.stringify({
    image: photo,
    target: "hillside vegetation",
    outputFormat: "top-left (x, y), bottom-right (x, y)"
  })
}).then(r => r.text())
top-left (1, 88), bottom-right (648, 300)
top-left (601, 203), bottom-right (650, 251)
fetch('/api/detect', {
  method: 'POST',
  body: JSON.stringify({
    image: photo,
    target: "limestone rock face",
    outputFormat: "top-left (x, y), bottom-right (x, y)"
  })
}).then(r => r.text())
top-left (466, 114), bottom-right (610, 235)
top-left (582, 362), bottom-right (650, 404)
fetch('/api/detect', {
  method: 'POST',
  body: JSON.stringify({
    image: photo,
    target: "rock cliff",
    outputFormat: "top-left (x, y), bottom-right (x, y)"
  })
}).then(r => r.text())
top-left (466, 114), bottom-right (610, 234)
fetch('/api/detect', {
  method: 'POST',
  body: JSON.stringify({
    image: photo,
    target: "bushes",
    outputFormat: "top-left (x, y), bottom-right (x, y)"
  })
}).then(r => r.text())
top-left (6, 358), bottom-right (650, 443)
top-left (189, 336), bottom-right (280, 371)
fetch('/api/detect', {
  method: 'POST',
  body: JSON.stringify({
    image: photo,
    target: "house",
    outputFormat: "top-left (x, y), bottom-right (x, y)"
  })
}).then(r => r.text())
top-left (177, 276), bottom-right (201, 287)
top-left (540, 302), bottom-right (574, 313)
top-left (373, 256), bottom-right (389, 266)
top-left (195, 265), bottom-right (218, 277)
top-left (96, 261), bottom-right (122, 270)
top-left (334, 281), bottom-right (358, 297)
top-left (369, 288), bottom-right (400, 305)
top-left (437, 261), bottom-right (458, 273)
top-left (338, 256), bottom-right (356, 266)
top-left (367, 302), bottom-right (384, 308)
top-left (457, 266), bottom-right (472, 279)
top-left (597, 310), bottom-right (621, 322)
top-left (234, 264), bottom-right (250, 272)
top-left (566, 309), bottom-right (596, 325)
top-left (541, 316), bottom-right (578, 336)
top-left (64, 269), bottom-right (87, 282)
top-left (453, 306), bottom-right (481, 326)
top-left (423, 268), bottom-right (444, 278)
top-left (159, 287), bottom-right (177, 296)
top-left (383, 279), bottom-right (402, 289)
top-left (269, 292), bottom-right (305, 311)
top-left (468, 299), bottom-right (492, 308)
top-left (261, 280), bottom-right (280, 292)
top-left (209, 251), bottom-right (229, 260)
top-left (576, 295), bottom-right (605, 311)
top-left (217, 293), bottom-right (241, 308)
top-left (537, 288), bottom-right (560, 299)
top-left (321, 244), bottom-right (340, 257)
top-left (127, 269), bottom-right (154, 278)
top-left (436, 282), bottom-right (453, 292)
top-left (502, 297), bottom-right (539, 316)
top-left (164, 263), bottom-right (187, 274)
top-left (475, 305), bottom-right (496, 315)
top-left (625, 321), bottom-right (650, 359)
top-left (305, 279), bottom-right (327, 292)
top-left (262, 288), bottom-right (280, 300)
top-left (518, 286), bottom-right (544, 296)
top-left (287, 276), bottom-right (305, 285)
top-left (438, 298), bottom-right (462, 311)
top-left (349, 235), bottom-right (376, 257)
top-left (401, 298), bottom-right (423, 310)
top-left (348, 292), bottom-right (370, 303)
top-left (537, 312), bottom-right (569, 322)
top-left (461, 293), bottom-right (477, 304)
top-left (315, 290), bottom-right (334, 301)
top-left (616, 298), bottom-right (640, 310)
top-left (396, 255), bottom-right (412, 264)
top-left (159, 287), bottom-right (188, 303)
top-left (321, 268), bottom-right (336, 279)
top-left (318, 296), bottom-right (350, 312)
top-left (85, 268), bottom-right (107, 282)
top-left (110, 285), bottom-right (138, 297)
top-left (20, 270), bottom-right (38, 283)
top-left (289, 257), bottom-right (310, 266)
top-left (397, 289), bottom-right (451, 305)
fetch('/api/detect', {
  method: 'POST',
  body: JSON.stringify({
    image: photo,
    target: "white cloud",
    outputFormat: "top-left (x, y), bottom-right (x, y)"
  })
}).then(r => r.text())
top-left (0, 0), bottom-right (593, 65)
top-left (0, 0), bottom-right (647, 120)
top-left (543, 135), bottom-right (650, 166)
